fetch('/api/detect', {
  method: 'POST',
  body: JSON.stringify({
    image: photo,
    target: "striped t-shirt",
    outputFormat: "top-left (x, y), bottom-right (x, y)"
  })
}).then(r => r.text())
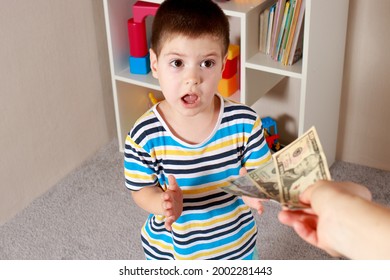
top-left (124, 95), bottom-right (271, 260)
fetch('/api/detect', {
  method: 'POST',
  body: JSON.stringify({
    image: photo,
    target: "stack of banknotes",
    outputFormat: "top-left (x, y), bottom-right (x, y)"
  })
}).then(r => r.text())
top-left (222, 126), bottom-right (331, 209)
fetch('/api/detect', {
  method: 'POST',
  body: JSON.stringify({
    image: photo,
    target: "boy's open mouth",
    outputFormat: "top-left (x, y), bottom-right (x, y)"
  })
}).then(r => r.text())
top-left (182, 93), bottom-right (198, 105)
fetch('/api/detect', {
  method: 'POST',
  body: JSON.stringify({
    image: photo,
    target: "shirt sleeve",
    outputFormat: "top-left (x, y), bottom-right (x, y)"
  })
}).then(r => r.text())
top-left (242, 116), bottom-right (272, 172)
top-left (123, 133), bottom-right (159, 191)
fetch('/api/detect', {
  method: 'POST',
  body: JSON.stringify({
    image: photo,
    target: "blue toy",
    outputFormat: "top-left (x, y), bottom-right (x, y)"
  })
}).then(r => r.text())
top-left (129, 53), bottom-right (150, 75)
top-left (261, 116), bottom-right (281, 152)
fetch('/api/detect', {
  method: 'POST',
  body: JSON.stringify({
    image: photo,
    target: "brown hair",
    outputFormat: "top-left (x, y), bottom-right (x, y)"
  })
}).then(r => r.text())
top-left (151, 0), bottom-right (230, 57)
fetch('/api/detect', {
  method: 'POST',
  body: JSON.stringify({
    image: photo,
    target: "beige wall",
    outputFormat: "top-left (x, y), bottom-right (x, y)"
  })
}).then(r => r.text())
top-left (0, 0), bottom-right (389, 225)
top-left (337, 0), bottom-right (390, 171)
top-left (0, 0), bottom-right (115, 224)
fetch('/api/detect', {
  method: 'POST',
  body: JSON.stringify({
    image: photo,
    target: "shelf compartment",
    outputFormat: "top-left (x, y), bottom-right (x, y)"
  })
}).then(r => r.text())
top-left (114, 81), bottom-right (159, 151)
top-left (114, 69), bottom-right (160, 90)
top-left (245, 68), bottom-right (285, 106)
top-left (246, 52), bottom-right (302, 79)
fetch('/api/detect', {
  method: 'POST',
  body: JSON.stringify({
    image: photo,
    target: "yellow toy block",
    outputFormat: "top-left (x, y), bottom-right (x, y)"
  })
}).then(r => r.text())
top-left (227, 44), bottom-right (239, 60)
top-left (218, 73), bottom-right (238, 97)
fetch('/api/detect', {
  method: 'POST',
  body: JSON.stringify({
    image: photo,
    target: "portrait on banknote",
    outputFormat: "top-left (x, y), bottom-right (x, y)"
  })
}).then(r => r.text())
top-left (273, 127), bottom-right (331, 207)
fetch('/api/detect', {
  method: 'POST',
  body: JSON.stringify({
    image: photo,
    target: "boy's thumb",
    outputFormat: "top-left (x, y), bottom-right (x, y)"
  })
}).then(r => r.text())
top-left (167, 175), bottom-right (178, 190)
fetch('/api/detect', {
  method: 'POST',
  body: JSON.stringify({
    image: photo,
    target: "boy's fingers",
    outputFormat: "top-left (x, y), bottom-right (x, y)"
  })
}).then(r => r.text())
top-left (257, 204), bottom-right (264, 215)
top-left (239, 167), bottom-right (247, 176)
top-left (163, 201), bottom-right (172, 210)
top-left (165, 217), bottom-right (174, 231)
top-left (165, 222), bottom-right (172, 231)
top-left (167, 175), bottom-right (179, 191)
top-left (165, 209), bottom-right (172, 217)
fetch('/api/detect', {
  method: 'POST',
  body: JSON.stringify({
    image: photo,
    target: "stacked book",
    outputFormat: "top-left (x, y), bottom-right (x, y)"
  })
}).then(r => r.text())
top-left (259, 0), bottom-right (306, 66)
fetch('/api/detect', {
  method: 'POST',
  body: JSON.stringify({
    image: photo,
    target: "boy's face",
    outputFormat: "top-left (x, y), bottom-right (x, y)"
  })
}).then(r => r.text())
top-left (150, 35), bottom-right (227, 118)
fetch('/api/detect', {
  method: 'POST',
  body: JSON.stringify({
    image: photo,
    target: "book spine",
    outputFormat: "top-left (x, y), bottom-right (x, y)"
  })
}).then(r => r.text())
top-left (288, 0), bottom-right (305, 65)
top-left (274, 1), bottom-right (290, 61)
top-left (282, 0), bottom-right (301, 65)
top-left (266, 4), bottom-right (276, 55)
top-left (270, 0), bottom-right (285, 58)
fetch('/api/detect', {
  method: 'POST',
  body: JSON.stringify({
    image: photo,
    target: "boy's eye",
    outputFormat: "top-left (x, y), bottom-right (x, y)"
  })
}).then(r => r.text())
top-left (200, 60), bottom-right (215, 68)
top-left (170, 59), bottom-right (183, 68)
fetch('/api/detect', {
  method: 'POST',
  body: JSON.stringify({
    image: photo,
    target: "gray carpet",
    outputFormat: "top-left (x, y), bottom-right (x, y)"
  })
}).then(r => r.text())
top-left (1, 139), bottom-right (389, 260)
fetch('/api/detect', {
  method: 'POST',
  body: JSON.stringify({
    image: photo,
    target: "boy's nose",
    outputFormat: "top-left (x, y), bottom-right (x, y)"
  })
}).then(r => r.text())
top-left (186, 78), bottom-right (199, 86)
top-left (185, 68), bottom-right (200, 86)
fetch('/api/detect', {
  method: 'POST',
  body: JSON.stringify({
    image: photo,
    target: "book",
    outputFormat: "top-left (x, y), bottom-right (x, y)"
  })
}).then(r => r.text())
top-left (273, 0), bottom-right (290, 61)
top-left (289, 20), bottom-right (304, 65)
top-left (266, 4), bottom-right (276, 55)
top-left (288, 0), bottom-right (305, 65)
top-left (259, 1), bottom-right (277, 53)
top-left (270, 0), bottom-right (286, 59)
top-left (279, 0), bottom-right (295, 61)
top-left (282, 0), bottom-right (302, 65)
top-left (259, 8), bottom-right (269, 52)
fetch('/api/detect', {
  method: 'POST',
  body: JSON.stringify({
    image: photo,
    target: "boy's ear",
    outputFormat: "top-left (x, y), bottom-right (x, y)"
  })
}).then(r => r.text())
top-left (221, 54), bottom-right (228, 73)
top-left (149, 48), bottom-right (158, 79)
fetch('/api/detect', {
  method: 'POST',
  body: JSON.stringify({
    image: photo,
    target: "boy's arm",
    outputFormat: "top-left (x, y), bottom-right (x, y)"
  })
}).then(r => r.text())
top-left (239, 117), bottom-right (272, 214)
top-left (131, 186), bottom-right (166, 216)
top-left (131, 175), bottom-right (183, 231)
top-left (239, 167), bottom-right (265, 215)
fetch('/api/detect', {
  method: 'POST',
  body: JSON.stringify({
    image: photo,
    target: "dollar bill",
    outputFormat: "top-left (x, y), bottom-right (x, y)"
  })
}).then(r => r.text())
top-left (273, 126), bottom-right (331, 208)
top-left (221, 160), bottom-right (280, 201)
top-left (221, 126), bottom-right (331, 209)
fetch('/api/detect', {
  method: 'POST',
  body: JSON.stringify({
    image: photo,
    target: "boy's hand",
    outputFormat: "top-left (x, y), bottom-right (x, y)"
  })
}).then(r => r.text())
top-left (242, 195), bottom-right (264, 215)
top-left (239, 167), bottom-right (265, 215)
top-left (161, 175), bottom-right (183, 231)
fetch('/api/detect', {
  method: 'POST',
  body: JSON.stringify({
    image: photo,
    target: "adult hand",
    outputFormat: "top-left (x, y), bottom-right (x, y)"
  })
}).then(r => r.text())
top-left (278, 180), bottom-right (372, 257)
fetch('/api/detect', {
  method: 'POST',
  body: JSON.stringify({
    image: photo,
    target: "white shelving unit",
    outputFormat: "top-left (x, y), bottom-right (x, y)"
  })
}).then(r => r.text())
top-left (103, 0), bottom-right (349, 165)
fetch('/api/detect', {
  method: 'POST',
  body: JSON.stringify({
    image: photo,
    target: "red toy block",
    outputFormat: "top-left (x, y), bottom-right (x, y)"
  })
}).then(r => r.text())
top-left (222, 56), bottom-right (238, 79)
top-left (133, 1), bottom-right (160, 23)
top-left (127, 18), bottom-right (148, 57)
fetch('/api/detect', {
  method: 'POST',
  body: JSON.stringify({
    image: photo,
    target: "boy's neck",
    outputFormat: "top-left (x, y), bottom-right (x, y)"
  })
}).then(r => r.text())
top-left (158, 95), bottom-right (221, 145)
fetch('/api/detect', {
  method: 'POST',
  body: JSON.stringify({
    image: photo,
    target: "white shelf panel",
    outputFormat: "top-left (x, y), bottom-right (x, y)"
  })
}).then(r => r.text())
top-left (114, 69), bottom-right (161, 90)
top-left (246, 52), bottom-right (302, 79)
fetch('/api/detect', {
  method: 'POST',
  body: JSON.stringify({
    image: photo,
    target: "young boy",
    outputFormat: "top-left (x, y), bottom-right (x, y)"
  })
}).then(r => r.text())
top-left (124, 0), bottom-right (272, 260)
